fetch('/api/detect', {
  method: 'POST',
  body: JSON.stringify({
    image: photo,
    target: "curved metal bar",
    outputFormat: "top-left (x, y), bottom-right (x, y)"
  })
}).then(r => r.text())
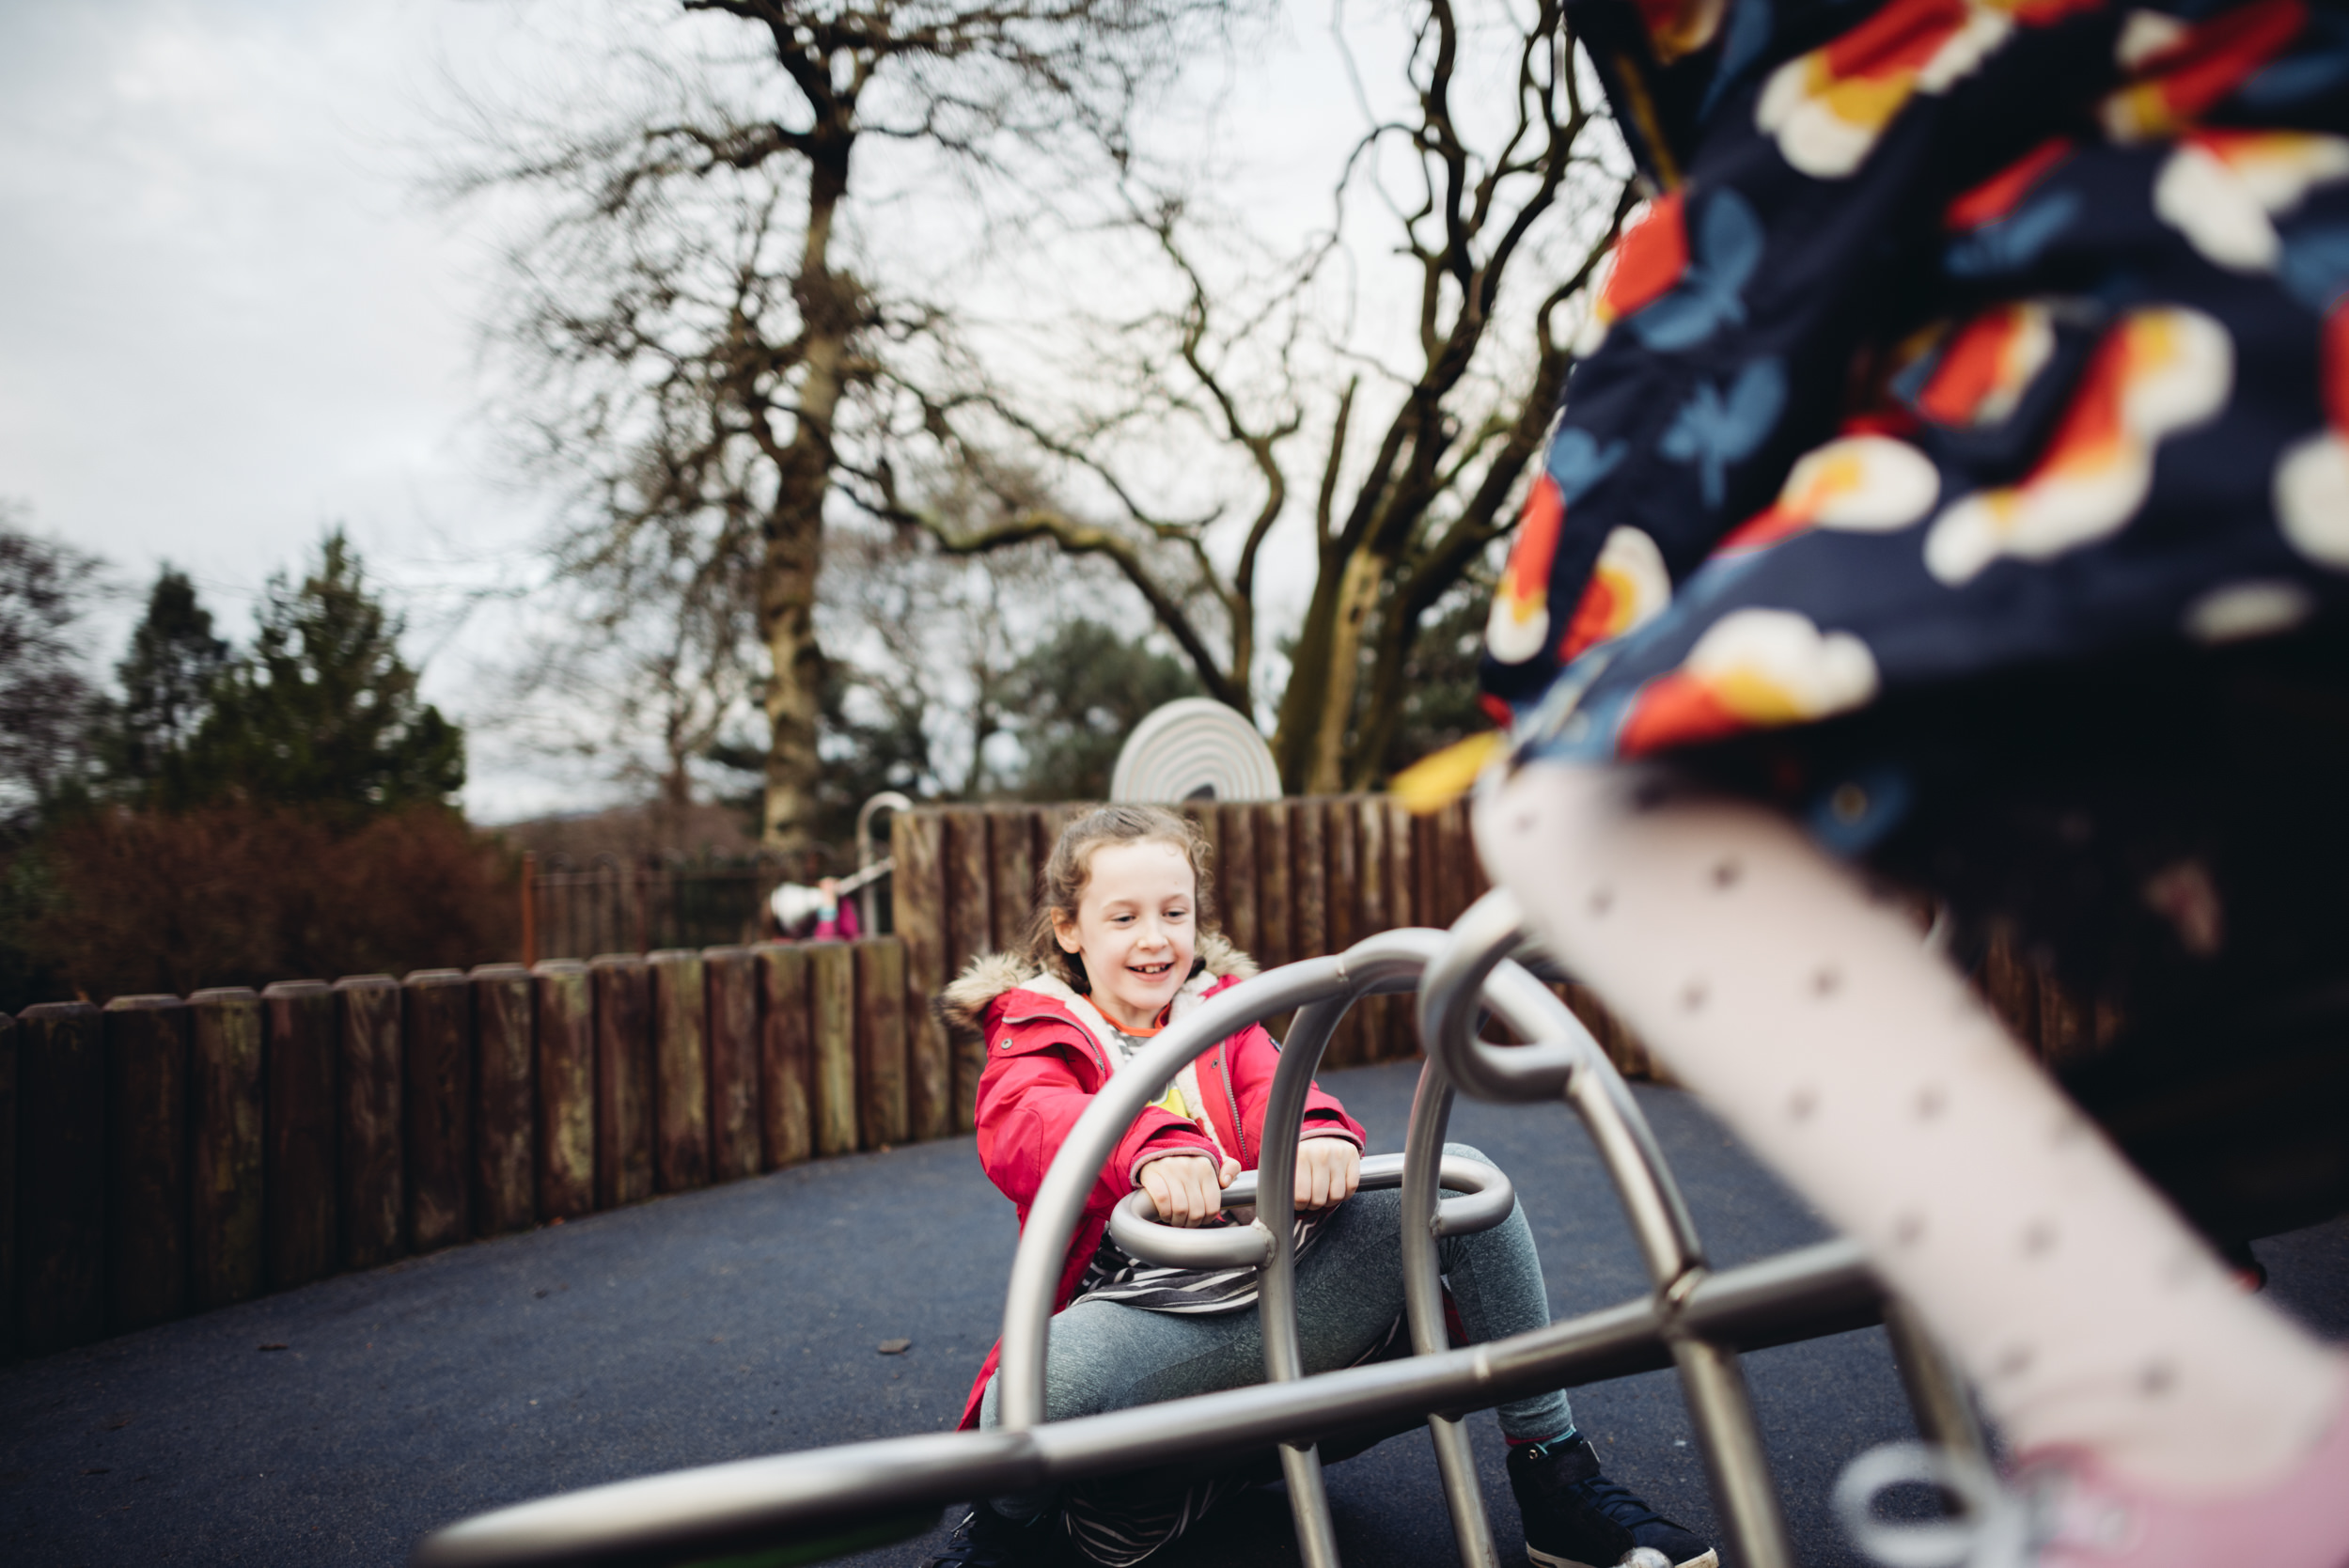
top-left (1429, 1157), bottom-right (1514, 1239)
top-left (995, 956), bottom-right (1353, 1431)
top-left (998, 931), bottom-right (1445, 1430)
top-left (854, 791), bottom-right (913, 934)
top-left (1108, 1147), bottom-right (1512, 1241)
top-left (1250, 995), bottom-right (1341, 1568)
top-left (1881, 1295), bottom-right (1997, 1491)
top-left (1420, 895), bottom-right (1706, 1286)
top-left (1417, 890), bottom-right (1584, 1103)
top-left (1107, 1154), bottom-right (1511, 1267)
top-left (414, 1240), bottom-right (1882, 1568)
top-left (1253, 933), bottom-right (1438, 1568)
top-left (1103, 1203), bottom-right (1275, 1270)
top-left (1400, 1058), bottom-right (1501, 1568)
top-left (1422, 897), bottom-right (1800, 1567)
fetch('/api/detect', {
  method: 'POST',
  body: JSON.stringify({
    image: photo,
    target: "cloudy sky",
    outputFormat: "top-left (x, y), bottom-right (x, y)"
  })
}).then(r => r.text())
top-left (1, 1), bottom-right (587, 815)
top-left (3, 0), bottom-right (1590, 822)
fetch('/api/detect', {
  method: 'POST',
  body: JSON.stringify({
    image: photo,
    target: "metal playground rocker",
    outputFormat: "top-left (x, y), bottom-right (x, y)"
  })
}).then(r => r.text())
top-left (413, 887), bottom-right (1997, 1568)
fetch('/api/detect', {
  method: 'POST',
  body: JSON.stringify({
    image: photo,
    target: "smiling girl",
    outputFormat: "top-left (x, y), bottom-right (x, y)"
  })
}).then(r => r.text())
top-left (928, 805), bottom-right (1709, 1568)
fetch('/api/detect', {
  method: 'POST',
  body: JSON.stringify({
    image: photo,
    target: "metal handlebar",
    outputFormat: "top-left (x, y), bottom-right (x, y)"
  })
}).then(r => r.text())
top-left (1106, 1152), bottom-right (1516, 1269)
top-left (994, 930), bottom-right (1433, 1434)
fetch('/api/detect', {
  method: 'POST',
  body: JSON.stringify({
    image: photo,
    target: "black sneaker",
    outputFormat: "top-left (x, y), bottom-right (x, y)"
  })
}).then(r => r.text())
top-left (1507, 1436), bottom-right (1718, 1568)
top-left (919, 1502), bottom-right (1066, 1568)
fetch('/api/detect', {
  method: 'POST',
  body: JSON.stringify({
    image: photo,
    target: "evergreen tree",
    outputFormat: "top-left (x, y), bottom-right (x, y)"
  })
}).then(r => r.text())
top-left (96, 566), bottom-right (230, 803)
top-left (1002, 622), bottom-right (1201, 802)
top-left (188, 531), bottom-right (464, 815)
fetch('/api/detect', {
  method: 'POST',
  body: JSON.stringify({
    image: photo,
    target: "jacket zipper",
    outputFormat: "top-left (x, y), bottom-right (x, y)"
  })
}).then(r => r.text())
top-left (1217, 1048), bottom-right (1250, 1165)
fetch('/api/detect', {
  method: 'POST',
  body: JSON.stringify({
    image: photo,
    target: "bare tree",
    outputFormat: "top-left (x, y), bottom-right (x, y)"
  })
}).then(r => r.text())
top-left (0, 505), bottom-right (106, 822)
top-left (456, 0), bottom-right (1229, 849)
top-left (867, 0), bottom-right (1633, 792)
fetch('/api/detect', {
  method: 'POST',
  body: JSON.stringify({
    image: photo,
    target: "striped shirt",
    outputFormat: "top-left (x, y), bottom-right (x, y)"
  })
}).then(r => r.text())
top-left (1071, 1023), bottom-right (1330, 1315)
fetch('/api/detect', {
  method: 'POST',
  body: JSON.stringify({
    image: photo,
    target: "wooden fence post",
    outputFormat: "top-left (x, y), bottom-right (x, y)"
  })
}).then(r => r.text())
top-left (1436, 796), bottom-right (1478, 927)
top-left (809, 942), bottom-right (858, 1158)
top-left (988, 808), bottom-right (1037, 955)
top-left (188, 988), bottom-right (264, 1312)
top-left (1257, 803), bottom-right (1294, 973)
top-left (590, 954), bottom-right (654, 1209)
top-left (893, 809), bottom-right (954, 1134)
top-left (0, 1012), bottom-right (15, 1362)
top-left (1353, 798), bottom-right (1392, 1062)
top-left (533, 961), bottom-right (596, 1220)
top-left (1386, 799), bottom-right (1419, 1059)
top-left (1322, 800), bottom-right (1364, 1068)
top-left (336, 975), bottom-right (406, 1270)
top-left (1292, 801), bottom-right (1328, 963)
top-left (704, 947), bottom-right (761, 1184)
top-left (1218, 804), bottom-right (1259, 959)
top-left (932, 808), bottom-right (992, 1141)
top-left (649, 949), bottom-right (712, 1193)
top-left (403, 970), bottom-right (473, 1253)
top-left (755, 943), bottom-right (813, 1168)
top-left (855, 938), bottom-right (910, 1149)
top-left (17, 1002), bottom-right (104, 1356)
top-left (470, 964), bottom-right (536, 1237)
top-left (263, 980), bottom-right (338, 1288)
top-left (102, 996), bottom-right (190, 1335)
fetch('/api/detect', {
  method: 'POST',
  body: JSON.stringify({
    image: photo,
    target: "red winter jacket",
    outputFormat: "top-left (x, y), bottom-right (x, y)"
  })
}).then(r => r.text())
top-left (939, 934), bottom-right (1366, 1430)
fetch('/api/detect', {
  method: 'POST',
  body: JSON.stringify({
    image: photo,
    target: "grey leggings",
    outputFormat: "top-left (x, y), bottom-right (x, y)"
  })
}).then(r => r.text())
top-left (979, 1143), bottom-right (1576, 1450)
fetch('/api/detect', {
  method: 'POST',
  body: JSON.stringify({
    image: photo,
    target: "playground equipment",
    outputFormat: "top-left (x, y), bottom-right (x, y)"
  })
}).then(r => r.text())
top-left (413, 892), bottom-right (1992, 1568)
top-left (1110, 698), bottom-right (1283, 805)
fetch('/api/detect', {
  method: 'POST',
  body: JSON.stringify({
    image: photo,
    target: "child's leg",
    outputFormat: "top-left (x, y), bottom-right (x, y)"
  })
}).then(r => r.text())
top-left (1429, 1143), bottom-right (1578, 1443)
top-left (1477, 760), bottom-right (2341, 1495)
top-left (979, 1172), bottom-right (1574, 1440)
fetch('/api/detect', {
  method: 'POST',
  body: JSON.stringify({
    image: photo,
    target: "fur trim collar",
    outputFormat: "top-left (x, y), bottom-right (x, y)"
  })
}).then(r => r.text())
top-left (937, 931), bottom-right (1256, 1035)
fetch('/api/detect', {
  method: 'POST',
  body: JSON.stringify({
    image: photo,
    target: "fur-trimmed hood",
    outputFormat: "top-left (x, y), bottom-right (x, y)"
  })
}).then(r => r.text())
top-left (937, 931), bottom-right (1257, 1035)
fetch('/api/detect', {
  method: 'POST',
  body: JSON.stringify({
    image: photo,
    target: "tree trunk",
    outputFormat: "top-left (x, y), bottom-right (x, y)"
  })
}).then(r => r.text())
top-left (760, 144), bottom-right (854, 853)
top-left (1302, 546), bottom-right (1386, 794)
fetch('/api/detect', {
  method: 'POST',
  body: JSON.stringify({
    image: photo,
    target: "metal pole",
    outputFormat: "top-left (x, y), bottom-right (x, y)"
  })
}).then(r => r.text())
top-left (855, 791), bottom-right (913, 936)
top-left (1881, 1295), bottom-right (1995, 1484)
top-left (1256, 995), bottom-right (1355, 1568)
top-left (1400, 1059), bottom-right (1501, 1568)
top-left (413, 1240), bottom-right (1881, 1568)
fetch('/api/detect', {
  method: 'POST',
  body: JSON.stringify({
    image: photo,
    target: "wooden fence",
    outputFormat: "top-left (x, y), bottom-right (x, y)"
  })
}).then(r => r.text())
top-left (0, 796), bottom-right (1487, 1363)
top-left (0, 941), bottom-right (914, 1362)
top-left (886, 796), bottom-right (1499, 1136)
top-left (0, 792), bottom-right (2099, 1364)
top-left (522, 854), bottom-right (794, 964)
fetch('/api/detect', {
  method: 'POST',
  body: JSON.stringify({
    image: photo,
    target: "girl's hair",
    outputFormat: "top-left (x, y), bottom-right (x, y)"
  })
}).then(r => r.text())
top-left (1022, 805), bottom-right (1214, 995)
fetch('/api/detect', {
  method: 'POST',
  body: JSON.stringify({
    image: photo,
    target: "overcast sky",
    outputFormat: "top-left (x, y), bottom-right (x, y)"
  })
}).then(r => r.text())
top-left (2, 0), bottom-right (1590, 823)
top-left (0, 0), bottom-right (582, 814)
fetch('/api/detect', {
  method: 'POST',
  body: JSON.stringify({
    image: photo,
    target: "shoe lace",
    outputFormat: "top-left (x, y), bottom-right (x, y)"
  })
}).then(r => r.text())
top-left (1561, 1470), bottom-right (1672, 1532)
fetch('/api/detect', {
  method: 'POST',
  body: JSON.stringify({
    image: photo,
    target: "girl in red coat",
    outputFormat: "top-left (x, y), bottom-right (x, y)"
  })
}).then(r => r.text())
top-left (926, 804), bottom-right (1710, 1568)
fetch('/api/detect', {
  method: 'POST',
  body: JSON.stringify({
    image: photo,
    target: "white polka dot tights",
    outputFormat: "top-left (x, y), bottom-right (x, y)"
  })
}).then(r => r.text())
top-left (1479, 760), bottom-right (2340, 1496)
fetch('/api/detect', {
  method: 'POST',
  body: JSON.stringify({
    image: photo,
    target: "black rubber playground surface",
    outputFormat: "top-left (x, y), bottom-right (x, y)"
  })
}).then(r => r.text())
top-left (7, 1058), bottom-right (2346, 1568)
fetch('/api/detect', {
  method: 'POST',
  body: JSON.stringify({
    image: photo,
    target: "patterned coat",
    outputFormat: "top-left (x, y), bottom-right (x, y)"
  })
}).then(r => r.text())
top-left (1481, 0), bottom-right (2349, 773)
